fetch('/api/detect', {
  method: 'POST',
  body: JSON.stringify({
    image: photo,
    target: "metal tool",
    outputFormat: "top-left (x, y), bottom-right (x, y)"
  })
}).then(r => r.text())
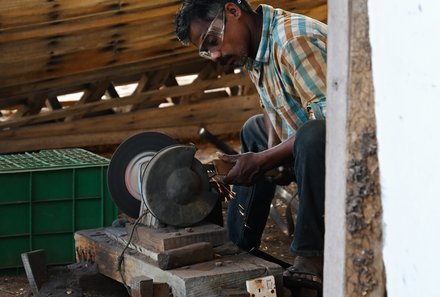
top-left (107, 132), bottom-right (178, 218)
top-left (141, 144), bottom-right (217, 226)
top-left (108, 132), bottom-right (218, 227)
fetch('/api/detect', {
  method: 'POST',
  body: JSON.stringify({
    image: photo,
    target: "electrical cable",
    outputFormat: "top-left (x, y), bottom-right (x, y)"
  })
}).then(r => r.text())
top-left (117, 211), bottom-right (148, 296)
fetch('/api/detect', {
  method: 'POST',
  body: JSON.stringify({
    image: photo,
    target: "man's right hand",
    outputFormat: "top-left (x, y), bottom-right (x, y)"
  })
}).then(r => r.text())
top-left (217, 152), bottom-right (265, 186)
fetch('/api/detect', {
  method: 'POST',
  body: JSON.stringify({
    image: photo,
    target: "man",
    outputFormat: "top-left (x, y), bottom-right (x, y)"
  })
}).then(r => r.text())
top-left (175, 0), bottom-right (327, 286)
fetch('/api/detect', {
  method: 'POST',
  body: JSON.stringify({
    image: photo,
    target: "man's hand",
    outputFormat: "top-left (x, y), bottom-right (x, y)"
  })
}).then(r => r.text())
top-left (217, 152), bottom-right (265, 186)
top-left (217, 131), bottom-right (296, 186)
top-left (266, 166), bottom-right (294, 186)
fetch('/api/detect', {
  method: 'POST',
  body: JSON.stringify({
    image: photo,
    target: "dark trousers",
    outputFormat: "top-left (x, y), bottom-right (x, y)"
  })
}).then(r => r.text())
top-left (227, 114), bottom-right (326, 257)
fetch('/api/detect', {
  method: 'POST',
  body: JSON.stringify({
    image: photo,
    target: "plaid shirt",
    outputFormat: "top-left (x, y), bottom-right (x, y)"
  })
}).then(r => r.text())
top-left (247, 5), bottom-right (327, 140)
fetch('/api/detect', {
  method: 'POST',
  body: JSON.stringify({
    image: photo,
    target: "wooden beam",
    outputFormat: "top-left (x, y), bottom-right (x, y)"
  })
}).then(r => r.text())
top-left (324, 0), bottom-right (385, 296)
top-left (0, 73), bottom-right (251, 130)
top-left (106, 83), bottom-right (120, 98)
top-left (0, 50), bottom-right (198, 100)
top-left (0, 95), bottom-right (260, 153)
top-left (0, 122), bottom-right (252, 154)
top-left (46, 96), bottom-right (62, 110)
top-left (324, 0), bottom-right (349, 294)
top-left (65, 81), bottom-right (111, 121)
top-left (2, 94), bottom-right (259, 139)
top-left (9, 93), bottom-right (47, 120)
top-left (131, 69), bottom-right (171, 110)
top-left (74, 228), bottom-right (283, 297)
top-left (0, 1), bottom-right (327, 101)
top-left (0, 0), bottom-right (178, 28)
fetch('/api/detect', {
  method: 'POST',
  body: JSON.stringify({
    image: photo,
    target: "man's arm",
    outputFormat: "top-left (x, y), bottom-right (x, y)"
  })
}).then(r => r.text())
top-left (219, 133), bottom-right (295, 186)
top-left (263, 110), bottom-right (280, 149)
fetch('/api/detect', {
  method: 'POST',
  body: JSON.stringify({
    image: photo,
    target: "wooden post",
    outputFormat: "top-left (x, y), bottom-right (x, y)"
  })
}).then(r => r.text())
top-left (324, 0), bottom-right (385, 296)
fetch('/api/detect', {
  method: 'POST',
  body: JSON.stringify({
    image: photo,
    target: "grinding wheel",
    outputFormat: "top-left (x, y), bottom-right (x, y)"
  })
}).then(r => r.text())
top-left (108, 132), bottom-right (178, 218)
top-left (142, 145), bottom-right (218, 226)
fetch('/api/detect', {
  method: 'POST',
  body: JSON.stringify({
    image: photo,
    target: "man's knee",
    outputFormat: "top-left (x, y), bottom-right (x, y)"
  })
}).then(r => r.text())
top-left (294, 120), bottom-right (326, 153)
top-left (241, 114), bottom-right (264, 138)
top-left (240, 114), bottom-right (267, 153)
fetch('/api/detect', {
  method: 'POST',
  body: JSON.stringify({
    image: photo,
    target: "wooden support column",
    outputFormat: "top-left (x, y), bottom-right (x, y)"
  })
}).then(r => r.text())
top-left (324, 0), bottom-right (385, 296)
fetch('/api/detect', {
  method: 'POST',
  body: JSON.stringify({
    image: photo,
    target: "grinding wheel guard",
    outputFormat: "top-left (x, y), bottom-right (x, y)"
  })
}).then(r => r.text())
top-left (142, 145), bottom-right (218, 227)
top-left (107, 132), bottom-right (178, 218)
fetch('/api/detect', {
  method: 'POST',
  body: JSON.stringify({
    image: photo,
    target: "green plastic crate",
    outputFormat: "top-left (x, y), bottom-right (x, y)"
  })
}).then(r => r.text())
top-left (0, 148), bottom-right (118, 270)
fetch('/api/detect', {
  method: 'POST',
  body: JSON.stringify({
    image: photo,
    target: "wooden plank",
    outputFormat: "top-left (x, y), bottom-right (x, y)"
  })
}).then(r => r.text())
top-left (106, 83), bottom-right (120, 98)
top-left (0, 34), bottom-right (184, 88)
top-left (0, 1), bottom-right (327, 98)
top-left (131, 69), bottom-right (170, 110)
top-left (0, 50), bottom-right (198, 99)
top-left (1, 94), bottom-right (259, 141)
top-left (0, 0), bottom-right (178, 28)
top-left (9, 93), bottom-right (47, 119)
top-left (125, 224), bottom-right (227, 252)
top-left (0, 4), bottom-right (180, 43)
top-left (0, 120), bottom-right (250, 154)
top-left (74, 228), bottom-right (283, 297)
top-left (0, 0), bottom-right (322, 31)
top-left (0, 22), bottom-right (178, 73)
top-left (0, 97), bottom-right (27, 109)
top-left (47, 96), bottom-right (62, 110)
top-left (343, 0), bottom-right (384, 295)
top-left (323, 0), bottom-right (348, 295)
top-left (65, 81), bottom-right (111, 121)
top-left (0, 74), bottom-right (252, 130)
top-left (324, 0), bottom-right (385, 296)
top-left (21, 250), bottom-right (47, 296)
top-left (157, 242), bottom-right (214, 270)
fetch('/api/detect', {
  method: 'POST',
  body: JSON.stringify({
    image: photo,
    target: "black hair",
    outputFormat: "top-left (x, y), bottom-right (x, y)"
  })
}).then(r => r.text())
top-left (175, 0), bottom-right (253, 45)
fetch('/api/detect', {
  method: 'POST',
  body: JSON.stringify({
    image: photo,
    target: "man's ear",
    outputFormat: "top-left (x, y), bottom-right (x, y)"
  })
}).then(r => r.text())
top-left (224, 3), bottom-right (242, 19)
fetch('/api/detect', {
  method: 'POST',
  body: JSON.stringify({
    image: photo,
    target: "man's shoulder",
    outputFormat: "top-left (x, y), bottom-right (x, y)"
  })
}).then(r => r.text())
top-left (270, 8), bottom-right (327, 45)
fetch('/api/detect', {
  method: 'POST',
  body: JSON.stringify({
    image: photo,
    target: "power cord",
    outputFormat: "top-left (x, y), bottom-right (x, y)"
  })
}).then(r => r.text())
top-left (117, 211), bottom-right (148, 296)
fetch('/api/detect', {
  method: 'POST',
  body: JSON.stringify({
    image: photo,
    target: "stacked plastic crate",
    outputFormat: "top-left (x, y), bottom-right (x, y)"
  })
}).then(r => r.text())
top-left (0, 149), bottom-right (118, 271)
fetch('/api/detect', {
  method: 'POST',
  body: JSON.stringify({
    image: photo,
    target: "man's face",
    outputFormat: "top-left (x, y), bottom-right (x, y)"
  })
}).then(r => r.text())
top-left (188, 7), bottom-right (250, 67)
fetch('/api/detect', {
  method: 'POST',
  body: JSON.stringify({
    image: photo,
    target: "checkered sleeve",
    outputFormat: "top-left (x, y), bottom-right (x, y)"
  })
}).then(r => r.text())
top-left (280, 36), bottom-right (327, 119)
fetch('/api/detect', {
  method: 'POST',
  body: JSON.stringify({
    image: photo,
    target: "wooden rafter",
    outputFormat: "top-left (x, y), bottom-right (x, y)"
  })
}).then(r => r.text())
top-left (1, 0), bottom-right (328, 154)
top-left (47, 96), bottom-right (62, 110)
top-left (131, 69), bottom-right (171, 111)
top-left (65, 81), bottom-right (112, 121)
top-left (9, 93), bottom-right (47, 120)
top-left (0, 95), bottom-right (260, 153)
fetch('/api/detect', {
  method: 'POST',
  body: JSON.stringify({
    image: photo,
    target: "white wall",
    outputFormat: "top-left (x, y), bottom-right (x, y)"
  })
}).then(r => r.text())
top-left (368, 0), bottom-right (440, 295)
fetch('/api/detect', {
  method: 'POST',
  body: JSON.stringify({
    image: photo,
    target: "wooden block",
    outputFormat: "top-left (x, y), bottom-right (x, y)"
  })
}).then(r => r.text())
top-left (157, 242), bottom-right (213, 270)
top-left (131, 276), bottom-right (153, 297)
top-left (153, 282), bottom-right (171, 297)
top-left (213, 242), bottom-right (241, 256)
top-left (74, 228), bottom-right (283, 297)
top-left (126, 223), bottom-right (228, 252)
top-left (21, 249), bottom-right (47, 295)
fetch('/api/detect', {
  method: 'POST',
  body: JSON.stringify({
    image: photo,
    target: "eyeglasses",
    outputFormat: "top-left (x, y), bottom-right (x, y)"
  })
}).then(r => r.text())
top-left (199, 10), bottom-right (225, 60)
